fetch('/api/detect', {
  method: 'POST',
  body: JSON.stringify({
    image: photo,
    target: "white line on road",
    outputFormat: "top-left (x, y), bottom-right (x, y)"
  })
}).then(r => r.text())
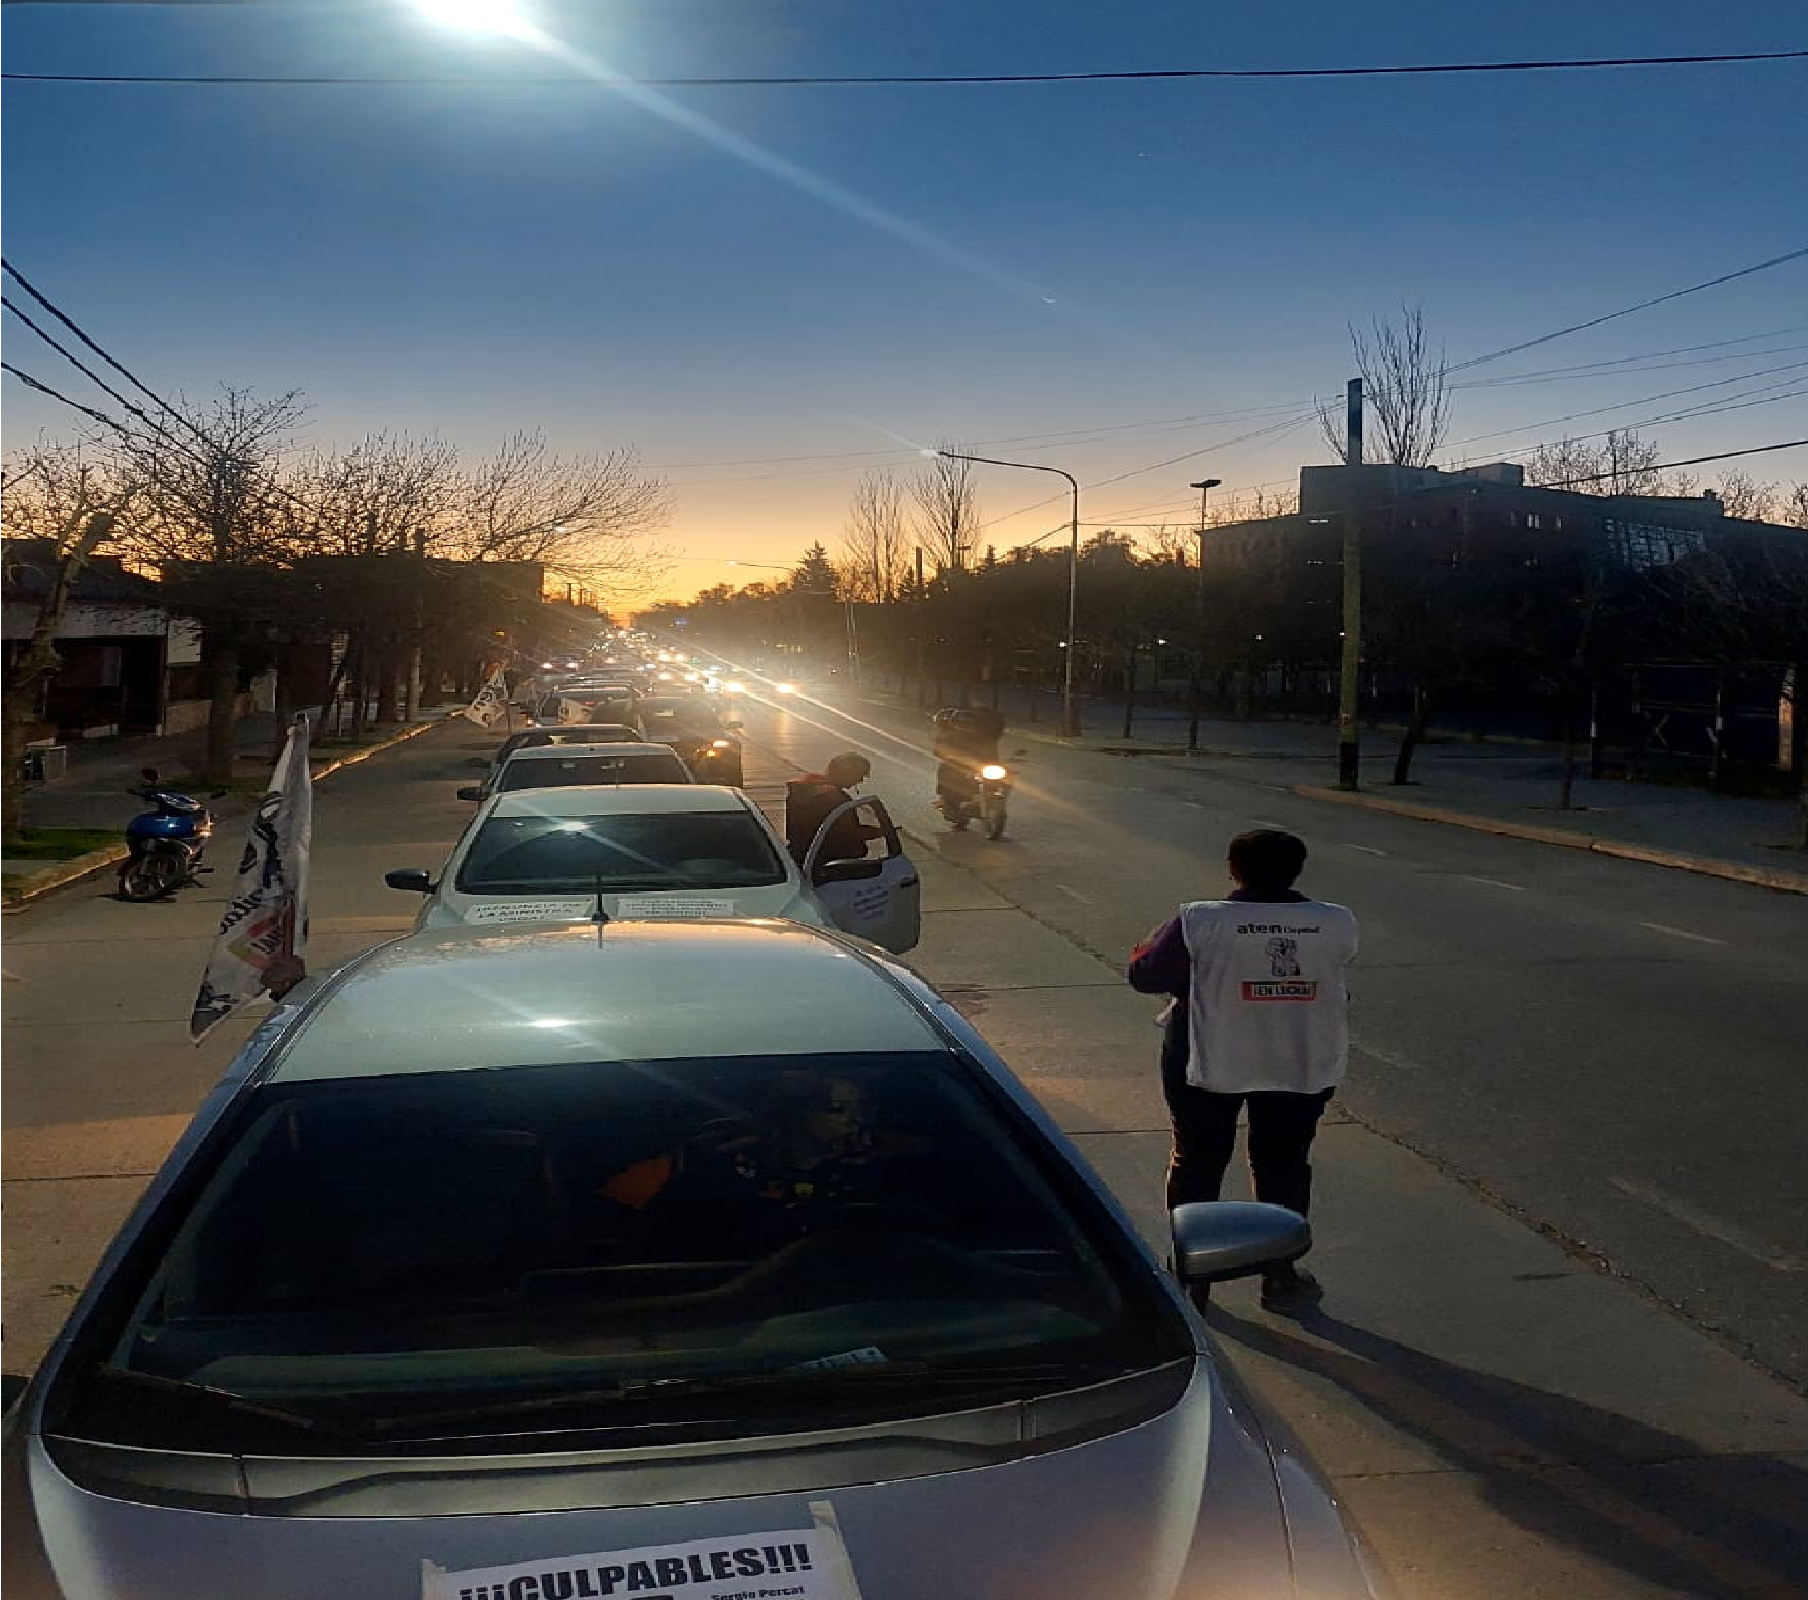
top-left (1608, 1176), bottom-right (1804, 1272)
top-left (1182, 801), bottom-right (1207, 811)
top-left (1346, 844), bottom-right (1389, 856)
top-left (1639, 921), bottom-right (1727, 946)
top-left (1351, 1036), bottom-right (1435, 1073)
top-left (1250, 819), bottom-right (1287, 829)
top-left (1056, 883), bottom-right (1096, 904)
top-left (1458, 875), bottom-right (1528, 892)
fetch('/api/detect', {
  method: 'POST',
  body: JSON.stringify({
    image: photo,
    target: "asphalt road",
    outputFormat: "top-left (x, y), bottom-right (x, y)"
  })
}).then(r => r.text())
top-left (728, 678), bottom-right (1808, 1391)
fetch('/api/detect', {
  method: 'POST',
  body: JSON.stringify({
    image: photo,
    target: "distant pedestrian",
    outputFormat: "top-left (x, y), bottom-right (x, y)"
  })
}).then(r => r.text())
top-left (1128, 828), bottom-right (1357, 1308)
top-left (784, 753), bottom-right (879, 877)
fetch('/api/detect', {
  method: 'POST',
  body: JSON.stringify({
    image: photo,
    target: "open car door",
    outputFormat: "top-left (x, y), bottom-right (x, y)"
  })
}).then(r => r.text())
top-left (802, 796), bottom-right (921, 954)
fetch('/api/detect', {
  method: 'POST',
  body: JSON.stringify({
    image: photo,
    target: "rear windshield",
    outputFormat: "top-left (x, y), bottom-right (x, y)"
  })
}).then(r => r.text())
top-left (59, 1054), bottom-right (1186, 1453)
top-left (639, 698), bottom-right (723, 733)
top-left (456, 811), bottom-right (785, 893)
top-left (495, 754), bottom-right (688, 792)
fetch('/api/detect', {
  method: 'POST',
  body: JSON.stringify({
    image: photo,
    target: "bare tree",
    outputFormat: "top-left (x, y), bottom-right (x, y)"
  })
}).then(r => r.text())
top-left (280, 432), bottom-right (457, 556)
top-left (911, 444), bottom-right (980, 574)
top-left (1524, 429), bottom-right (1669, 496)
top-left (840, 469), bottom-right (910, 600)
top-left (1711, 471), bottom-right (1778, 521)
top-left (1, 443), bottom-right (142, 835)
top-left (1782, 482), bottom-right (1808, 529)
top-left (1318, 304), bottom-right (1451, 466)
top-left (449, 431), bottom-right (668, 581)
top-left (103, 386), bottom-right (307, 781)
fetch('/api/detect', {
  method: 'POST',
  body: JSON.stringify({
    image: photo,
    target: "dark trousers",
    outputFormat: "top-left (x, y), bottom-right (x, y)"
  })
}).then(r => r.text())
top-left (1160, 1010), bottom-right (1333, 1214)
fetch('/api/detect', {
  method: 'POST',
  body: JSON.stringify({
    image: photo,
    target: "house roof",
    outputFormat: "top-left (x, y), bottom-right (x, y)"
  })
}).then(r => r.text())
top-left (1, 540), bottom-right (168, 609)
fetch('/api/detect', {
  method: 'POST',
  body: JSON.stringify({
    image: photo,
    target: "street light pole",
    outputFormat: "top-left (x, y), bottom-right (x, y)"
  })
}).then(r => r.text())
top-left (939, 451), bottom-right (1082, 737)
top-left (1185, 477), bottom-right (1222, 753)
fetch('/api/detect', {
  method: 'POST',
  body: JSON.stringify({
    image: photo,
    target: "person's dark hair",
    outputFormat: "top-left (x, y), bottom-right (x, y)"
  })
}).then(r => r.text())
top-left (1227, 828), bottom-right (1307, 889)
top-left (825, 752), bottom-right (871, 784)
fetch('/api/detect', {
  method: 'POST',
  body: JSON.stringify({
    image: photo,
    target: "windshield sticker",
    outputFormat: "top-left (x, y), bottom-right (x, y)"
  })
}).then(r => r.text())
top-left (466, 898), bottom-right (593, 924)
top-left (422, 1502), bottom-right (865, 1600)
top-left (615, 896), bottom-right (737, 919)
top-left (792, 1346), bottom-right (888, 1372)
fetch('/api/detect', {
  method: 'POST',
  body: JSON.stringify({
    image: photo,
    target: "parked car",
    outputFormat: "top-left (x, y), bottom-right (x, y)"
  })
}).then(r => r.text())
top-left (483, 724), bottom-right (643, 770)
top-left (389, 784), bottom-right (921, 949)
top-left (532, 688), bottom-right (642, 730)
top-left (636, 695), bottom-right (745, 785)
top-left (458, 743), bottom-right (694, 802)
top-left (1, 919), bottom-right (1389, 1600)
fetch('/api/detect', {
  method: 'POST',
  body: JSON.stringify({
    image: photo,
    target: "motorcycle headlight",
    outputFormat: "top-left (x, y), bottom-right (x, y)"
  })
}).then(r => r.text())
top-left (710, 739), bottom-right (733, 750)
top-left (980, 764), bottom-right (1009, 781)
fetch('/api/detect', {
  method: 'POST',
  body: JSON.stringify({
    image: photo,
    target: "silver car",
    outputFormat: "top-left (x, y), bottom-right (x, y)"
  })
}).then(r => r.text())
top-left (4, 920), bottom-right (1390, 1600)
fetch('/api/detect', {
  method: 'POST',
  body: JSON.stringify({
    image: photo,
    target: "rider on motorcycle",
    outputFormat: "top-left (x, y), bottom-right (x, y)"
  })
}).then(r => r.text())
top-left (932, 706), bottom-right (1007, 815)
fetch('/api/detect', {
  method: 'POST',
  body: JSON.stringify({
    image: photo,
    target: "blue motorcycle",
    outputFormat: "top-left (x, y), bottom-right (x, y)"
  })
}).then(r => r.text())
top-left (118, 768), bottom-right (216, 902)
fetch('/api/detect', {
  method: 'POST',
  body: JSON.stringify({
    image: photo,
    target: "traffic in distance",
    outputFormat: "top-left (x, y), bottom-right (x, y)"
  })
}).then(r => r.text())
top-left (3, 630), bottom-right (1392, 1600)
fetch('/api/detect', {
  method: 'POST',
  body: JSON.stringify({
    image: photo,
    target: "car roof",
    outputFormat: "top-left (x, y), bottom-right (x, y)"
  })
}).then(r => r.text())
top-left (486, 783), bottom-right (750, 817)
top-left (511, 723), bottom-right (638, 739)
top-left (501, 742), bottom-right (679, 763)
top-left (270, 920), bottom-right (942, 1082)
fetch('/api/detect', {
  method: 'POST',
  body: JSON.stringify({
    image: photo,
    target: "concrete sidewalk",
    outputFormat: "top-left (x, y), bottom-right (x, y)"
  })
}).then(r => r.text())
top-left (896, 847), bottom-right (1808, 1600)
top-left (869, 687), bottom-right (1808, 893)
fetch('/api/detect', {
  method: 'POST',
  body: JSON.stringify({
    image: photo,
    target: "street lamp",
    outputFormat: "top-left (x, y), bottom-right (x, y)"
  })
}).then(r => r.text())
top-left (1185, 478), bottom-right (1222, 753)
top-left (939, 451), bottom-right (1083, 737)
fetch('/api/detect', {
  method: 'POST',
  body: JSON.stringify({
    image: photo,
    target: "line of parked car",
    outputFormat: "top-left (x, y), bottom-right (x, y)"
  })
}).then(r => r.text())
top-left (2, 637), bottom-right (1393, 1598)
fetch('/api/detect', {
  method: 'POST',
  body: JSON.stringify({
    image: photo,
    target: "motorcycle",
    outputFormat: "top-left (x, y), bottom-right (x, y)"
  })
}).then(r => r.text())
top-left (118, 768), bottom-right (217, 902)
top-left (935, 760), bottom-right (1013, 840)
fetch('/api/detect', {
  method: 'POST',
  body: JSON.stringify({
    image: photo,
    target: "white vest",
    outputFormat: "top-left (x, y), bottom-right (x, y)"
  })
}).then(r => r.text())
top-left (1180, 898), bottom-right (1358, 1094)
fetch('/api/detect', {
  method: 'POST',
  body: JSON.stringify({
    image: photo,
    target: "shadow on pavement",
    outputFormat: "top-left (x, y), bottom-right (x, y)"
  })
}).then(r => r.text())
top-left (1212, 1306), bottom-right (1808, 1600)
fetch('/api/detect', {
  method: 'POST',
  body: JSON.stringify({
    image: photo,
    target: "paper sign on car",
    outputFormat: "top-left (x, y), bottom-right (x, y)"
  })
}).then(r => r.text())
top-left (614, 896), bottom-right (737, 918)
top-left (467, 898), bottom-right (594, 925)
top-left (421, 1504), bottom-right (864, 1600)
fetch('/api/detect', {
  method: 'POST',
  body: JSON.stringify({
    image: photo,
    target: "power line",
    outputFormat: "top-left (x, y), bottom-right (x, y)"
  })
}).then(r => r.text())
top-left (1, 257), bottom-right (212, 451)
top-left (7, 47), bottom-right (1806, 87)
top-left (1, 360), bottom-right (131, 434)
top-left (1538, 438), bottom-right (1807, 486)
top-left (1448, 247), bottom-right (1808, 375)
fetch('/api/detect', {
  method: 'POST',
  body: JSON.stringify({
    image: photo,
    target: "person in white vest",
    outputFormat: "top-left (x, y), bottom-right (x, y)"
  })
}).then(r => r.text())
top-left (1128, 828), bottom-right (1358, 1308)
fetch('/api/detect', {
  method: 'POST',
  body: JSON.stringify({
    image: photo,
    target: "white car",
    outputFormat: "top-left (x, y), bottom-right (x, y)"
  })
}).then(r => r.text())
top-left (387, 784), bottom-right (921, 952)
top-left (457, 742), bottom-right (692, 802)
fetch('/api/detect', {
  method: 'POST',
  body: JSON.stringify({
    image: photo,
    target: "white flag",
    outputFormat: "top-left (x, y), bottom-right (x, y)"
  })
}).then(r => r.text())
top-left (189, 714), bottom-right (314, 1043)
top-left (459, 666), bottom-right (510, 727)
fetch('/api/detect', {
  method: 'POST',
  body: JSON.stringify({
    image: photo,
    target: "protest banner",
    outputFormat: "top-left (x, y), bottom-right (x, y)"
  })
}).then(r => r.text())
top-left (461, 666), bottom-right (513, 728)
top-left (188, 713), bottom-right (313, 1043)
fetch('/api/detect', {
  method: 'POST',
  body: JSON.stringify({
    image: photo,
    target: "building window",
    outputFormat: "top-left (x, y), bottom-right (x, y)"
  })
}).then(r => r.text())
top-left (1525, 512), bottom-right (1543, 530)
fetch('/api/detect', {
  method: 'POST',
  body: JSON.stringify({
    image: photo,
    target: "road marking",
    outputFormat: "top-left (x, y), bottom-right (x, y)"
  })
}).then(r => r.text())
top-left (1250, 819), bottom-right (1287, 829)
top-left (1182, 801), bottom-right (1207, 811)
top-left (1352, 1037), bottom-right (1435, 1073)
top-left (1458, 875), bottom-right (1527, 891)
top-left (1608, 1176), bottom-right (1804, 1273)
top-left (1056, 883), bottom-right (1096, 904)
top-left (1639, 921), bottom-right (1726, 946)
top-left (1346, 844), bottom-right (1388, 856)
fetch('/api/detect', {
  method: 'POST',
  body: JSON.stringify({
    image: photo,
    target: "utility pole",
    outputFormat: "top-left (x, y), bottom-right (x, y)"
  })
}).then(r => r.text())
top-left (1185, 477), bottom-right (1222, 753)
top-left (913, 546), bottom-right (928, 705)
top-left (403, 526), bottom-right (427, 722)
top-left (1337, 378), bottom-right (1364, 790)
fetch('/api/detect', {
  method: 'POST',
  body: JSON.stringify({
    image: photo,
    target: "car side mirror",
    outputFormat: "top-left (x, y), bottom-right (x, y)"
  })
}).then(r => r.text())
top-left (384, 868), bottom-right (434, 894)
top-left (1170, 1201), bottom-right (1310, 1286)
top-left (816, 858), bottom-right (883, 883)
top-left (456, 786), bottom-right (486, 801)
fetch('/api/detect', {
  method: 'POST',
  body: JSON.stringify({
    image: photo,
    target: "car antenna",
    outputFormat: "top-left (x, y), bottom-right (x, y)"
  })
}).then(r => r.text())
top-left (590, 873), bottom-right (611, 927)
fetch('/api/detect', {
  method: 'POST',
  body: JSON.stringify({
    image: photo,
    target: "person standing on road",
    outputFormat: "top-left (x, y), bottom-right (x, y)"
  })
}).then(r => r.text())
top-left (1128, 828), bottom-right (1358, 1308)
top-left (784, 753), bottom-right (879, 878)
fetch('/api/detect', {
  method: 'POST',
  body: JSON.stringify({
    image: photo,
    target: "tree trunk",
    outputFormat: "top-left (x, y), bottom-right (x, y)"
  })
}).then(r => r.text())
top-left (375, 649), bottom-right (401, 724)
top-left (2, 688), bottom-right (39, 839)
top-left (1120, 647), bottom-right (1138, 739)
top-left (203, 634), bottom-right (241, 787)
top-left (1391, 682), bottom-right (1437, 785)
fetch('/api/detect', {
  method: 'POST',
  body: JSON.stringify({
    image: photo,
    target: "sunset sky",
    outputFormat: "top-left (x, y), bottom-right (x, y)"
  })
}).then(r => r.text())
top-left (4, 0), bottom-right (1805, 606)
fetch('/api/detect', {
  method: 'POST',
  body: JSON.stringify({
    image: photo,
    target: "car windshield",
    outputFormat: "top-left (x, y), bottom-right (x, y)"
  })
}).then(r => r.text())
top-left (455, 811), bottom-right (785, 892)
top-left (494, 755), bottom-right (687, 792)
top-left (62, 1054), bottom-right (1186, 1452)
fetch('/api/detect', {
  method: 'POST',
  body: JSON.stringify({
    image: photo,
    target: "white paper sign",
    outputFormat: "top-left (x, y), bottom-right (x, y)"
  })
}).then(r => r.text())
top-left (422, 1504), bottom-right (864, 1600)
top-left (615, 896), bottom-right (737, 919)
top-left (467, 898), bottom-right (594, 925)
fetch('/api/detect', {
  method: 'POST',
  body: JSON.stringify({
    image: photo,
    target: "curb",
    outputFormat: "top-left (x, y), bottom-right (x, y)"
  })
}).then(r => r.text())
top-left (1293, 784), bottom-right (1808, 896)
top-left (3, 716), bottom-right (448, 911)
